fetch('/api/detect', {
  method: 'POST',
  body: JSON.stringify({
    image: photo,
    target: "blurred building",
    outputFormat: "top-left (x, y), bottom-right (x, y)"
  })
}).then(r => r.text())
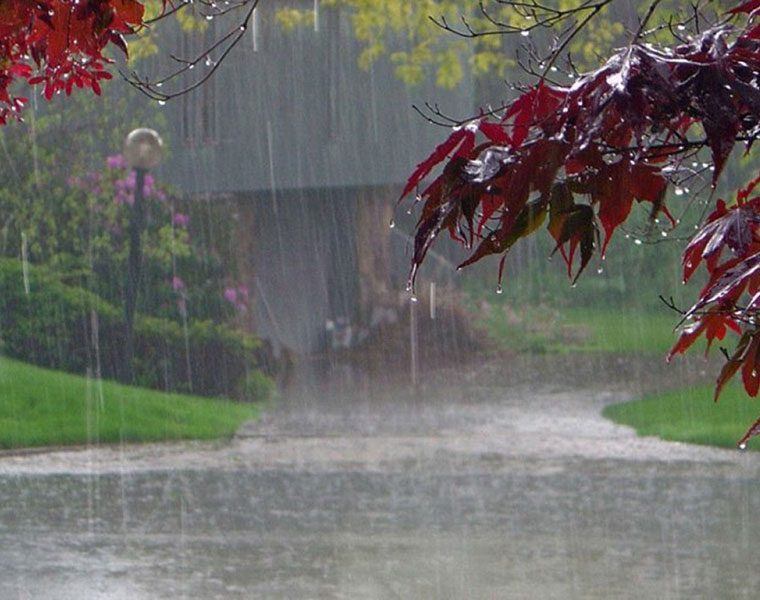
top-left (154, 2), bottom-right (475, 354)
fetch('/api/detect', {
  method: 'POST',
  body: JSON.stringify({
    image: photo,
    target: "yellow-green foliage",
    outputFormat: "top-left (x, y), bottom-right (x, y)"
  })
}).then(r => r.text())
top-left (125, 0), bottom-right (208, 65)
top-left (126, 1), bottom-right (691, 89)
top-left (276, 7), bottom-right (316, 30)
top-left (274, 0), bottom-right (634, 89)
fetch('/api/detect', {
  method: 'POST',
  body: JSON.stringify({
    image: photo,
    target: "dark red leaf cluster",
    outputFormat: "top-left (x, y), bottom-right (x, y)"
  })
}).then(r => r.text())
top-left (402, 10), bottom-right (760, 447)
top-left (667, 176), bottom-right (760, 444)
top-left (401, 23), bottom-right (760, 291)
top-left (0, 0), bottom-right (155, 123)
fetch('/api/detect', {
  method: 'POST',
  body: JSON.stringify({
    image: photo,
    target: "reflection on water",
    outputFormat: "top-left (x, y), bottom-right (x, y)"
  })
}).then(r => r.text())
top-left (2, 461), bottom-right (760, 599)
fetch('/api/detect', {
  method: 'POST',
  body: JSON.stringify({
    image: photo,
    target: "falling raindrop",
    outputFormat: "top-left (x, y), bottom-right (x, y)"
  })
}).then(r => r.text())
top-left (251, 6), bottom-right (259, 52)
top-left (634, 239), bottom-right (643, 245)
top-left (21, 232), bottom-right (29, 295)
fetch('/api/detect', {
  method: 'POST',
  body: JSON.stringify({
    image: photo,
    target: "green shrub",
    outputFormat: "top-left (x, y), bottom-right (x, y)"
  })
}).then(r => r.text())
top-left (0, 258), bottom-right (271, 398)
top-left (240, 370), bottom-right (276, 403)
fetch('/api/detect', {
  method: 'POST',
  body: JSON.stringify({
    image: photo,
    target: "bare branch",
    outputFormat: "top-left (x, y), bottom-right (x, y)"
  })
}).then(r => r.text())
top-left (633, 0), bottom-right (663, 43)
top-left (123, 0), bottom-right (261, 101)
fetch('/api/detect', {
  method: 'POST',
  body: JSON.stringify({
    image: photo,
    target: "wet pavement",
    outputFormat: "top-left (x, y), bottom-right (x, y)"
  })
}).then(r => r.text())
top-left (2, 354), bottom-right (760, 599)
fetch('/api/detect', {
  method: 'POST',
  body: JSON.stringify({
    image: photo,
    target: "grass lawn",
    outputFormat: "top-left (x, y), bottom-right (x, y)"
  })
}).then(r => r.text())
top-left (603, 382), bottom-right (760, 450)
top-left (477, 304), bottom-right (681, 355)
top-left (0, 356), bottom-right (258, 449)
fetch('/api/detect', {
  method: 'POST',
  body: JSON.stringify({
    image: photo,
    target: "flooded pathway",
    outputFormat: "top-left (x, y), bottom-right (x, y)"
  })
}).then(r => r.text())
top-left (1, 355), bottom-right (759, 599)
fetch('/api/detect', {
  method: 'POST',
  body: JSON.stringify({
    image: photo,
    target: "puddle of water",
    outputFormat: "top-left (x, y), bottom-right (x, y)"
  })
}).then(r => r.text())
top-left (0, 355), bottom-right (751, 598)
top-left (1, 465), bottom-right (760, 599)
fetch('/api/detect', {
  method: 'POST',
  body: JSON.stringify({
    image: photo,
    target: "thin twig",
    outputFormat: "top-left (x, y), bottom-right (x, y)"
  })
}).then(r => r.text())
top-left (633, 0), bottom-right (663, 43)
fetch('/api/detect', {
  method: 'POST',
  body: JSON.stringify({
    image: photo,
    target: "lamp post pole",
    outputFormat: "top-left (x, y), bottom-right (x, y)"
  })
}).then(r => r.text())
top-left (123, 128), bottom-right (163, 382)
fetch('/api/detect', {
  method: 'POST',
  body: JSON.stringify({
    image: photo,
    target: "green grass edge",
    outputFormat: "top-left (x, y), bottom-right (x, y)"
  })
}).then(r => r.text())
top-left (602, 382), bottom-right (760, 450)
top-left (0, 356), bottom-right (259, 449)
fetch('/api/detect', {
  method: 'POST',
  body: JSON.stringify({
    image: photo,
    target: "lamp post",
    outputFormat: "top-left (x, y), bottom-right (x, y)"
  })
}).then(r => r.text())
top-left (123, 128), bottom-right (163, 382)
